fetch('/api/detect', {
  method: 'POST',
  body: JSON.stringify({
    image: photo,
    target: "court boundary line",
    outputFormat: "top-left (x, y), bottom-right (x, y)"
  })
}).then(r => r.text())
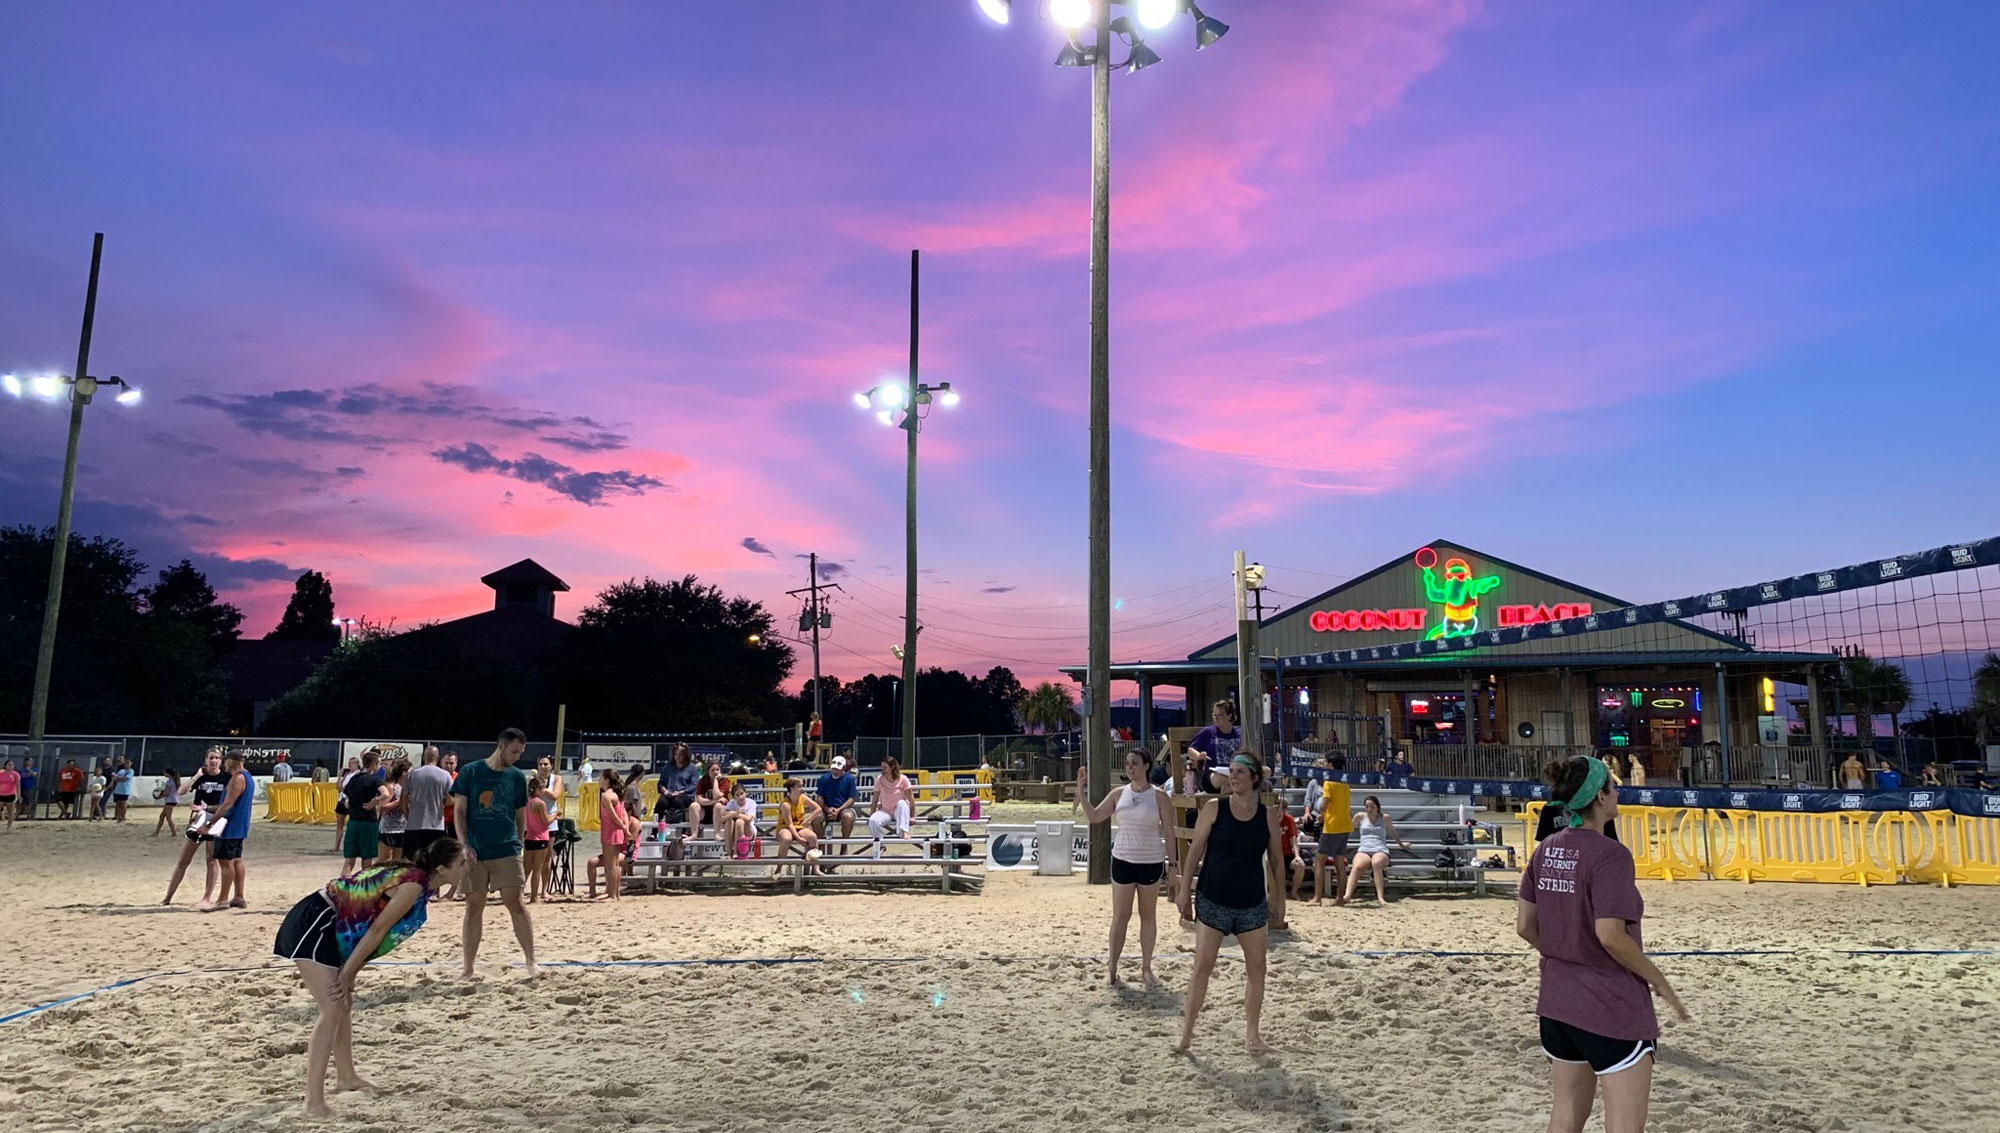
top-left (4, 949), bottom-right (1992, 1026)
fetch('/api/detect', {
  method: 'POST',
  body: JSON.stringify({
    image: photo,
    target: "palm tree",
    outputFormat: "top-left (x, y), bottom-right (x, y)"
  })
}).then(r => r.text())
top-left (1019, 681), bottom-right (1079, 735)
top-left (1841, 652), bottom-right (1912, 757)
top-left (1971, 652), bottom-right (2000, 753)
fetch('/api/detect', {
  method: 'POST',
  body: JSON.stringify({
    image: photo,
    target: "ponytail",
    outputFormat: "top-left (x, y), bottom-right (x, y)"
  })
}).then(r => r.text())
top-left (410, 836), bottom-right (463, 875)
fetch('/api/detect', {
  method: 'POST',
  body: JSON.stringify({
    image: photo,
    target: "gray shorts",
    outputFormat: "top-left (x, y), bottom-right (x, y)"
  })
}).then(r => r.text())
top-left (1194, 893), bottom-right (1269, 937)
top-left (1316, 832), bottom-right (1350, 859)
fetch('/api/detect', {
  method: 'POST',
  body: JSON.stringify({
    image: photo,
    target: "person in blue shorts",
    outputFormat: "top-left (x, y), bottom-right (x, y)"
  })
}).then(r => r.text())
top-left (203, 750), bottom-right (257, 912)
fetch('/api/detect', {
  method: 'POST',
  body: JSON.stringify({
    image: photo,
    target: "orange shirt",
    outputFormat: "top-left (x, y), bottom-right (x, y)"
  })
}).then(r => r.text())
top-left (58, 767), bottom-right (83, 792)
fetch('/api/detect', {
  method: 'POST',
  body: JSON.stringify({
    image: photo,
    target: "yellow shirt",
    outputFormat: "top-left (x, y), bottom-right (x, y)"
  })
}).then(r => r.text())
top-left (785, 794), bottom-right (809, 828)
top-left (1320, 781), bottom-right (1352, 834)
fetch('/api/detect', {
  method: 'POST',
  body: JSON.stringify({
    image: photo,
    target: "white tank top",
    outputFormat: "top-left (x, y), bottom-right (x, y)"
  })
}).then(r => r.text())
top-left (1111, 784), bottom-right (1168, 865)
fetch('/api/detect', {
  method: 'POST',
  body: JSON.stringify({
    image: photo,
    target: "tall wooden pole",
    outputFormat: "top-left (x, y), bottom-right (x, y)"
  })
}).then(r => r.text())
top-left (1084, 8), bottom-right (1114, 886)
top-left (28, 233), bottom-right (105, 743)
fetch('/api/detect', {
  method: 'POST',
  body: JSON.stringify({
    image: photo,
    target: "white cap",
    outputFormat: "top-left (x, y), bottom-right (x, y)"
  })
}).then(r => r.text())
top-left (831, 756), bottom-right (847, 770)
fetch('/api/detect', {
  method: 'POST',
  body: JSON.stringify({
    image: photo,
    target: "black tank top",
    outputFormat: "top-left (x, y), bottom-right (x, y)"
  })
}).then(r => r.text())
top-left (1196, 798), bottom-right (1267, 909)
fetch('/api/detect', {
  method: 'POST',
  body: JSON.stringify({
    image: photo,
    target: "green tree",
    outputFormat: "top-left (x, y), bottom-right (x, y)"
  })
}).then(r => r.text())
top-left (270, 569), bottom-right (339, 641)
top-left (1840, 651), bottom-right (1912, 753)
top-left (142, 559), bottom-right (245, 654)
top-left (562, 575), bottom-right (794, 732)
top-left (1020, 681), bottom-right (1079, 734)
top-left (0, 527), bottom-right (230, 733)
top-left (1970, 653), bottom-right (2000, 754)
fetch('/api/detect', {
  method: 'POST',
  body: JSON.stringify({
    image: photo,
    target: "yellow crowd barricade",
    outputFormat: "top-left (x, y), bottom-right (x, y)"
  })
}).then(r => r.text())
top-left (1944, 814), bottom-right (2000, 886)
top-left (1517, 800), bottom-right (1990, 886)
top-left (266, 781), bottom-right (310, 823)
top-left (308, 782), bottom-right (340, 823)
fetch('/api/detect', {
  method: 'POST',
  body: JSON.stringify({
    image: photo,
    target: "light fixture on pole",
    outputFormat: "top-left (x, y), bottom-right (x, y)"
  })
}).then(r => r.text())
top-left (851, 250), bottom-right (960, 767)
top-left (16, 234), bottom-right (147, 743)
top-left (968, 0), bottom-right (1230, 886)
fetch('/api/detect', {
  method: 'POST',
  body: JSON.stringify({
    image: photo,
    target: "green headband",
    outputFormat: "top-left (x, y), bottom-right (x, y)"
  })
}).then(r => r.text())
top-left (1562, 757), bottom-right (1610, 828)
top-left (1231, 753), bottom-right (1258, 771)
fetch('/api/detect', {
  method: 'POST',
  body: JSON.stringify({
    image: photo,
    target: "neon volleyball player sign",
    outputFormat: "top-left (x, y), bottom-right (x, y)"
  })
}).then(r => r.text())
top-left (1307, 547), bottom-right (1589, 636)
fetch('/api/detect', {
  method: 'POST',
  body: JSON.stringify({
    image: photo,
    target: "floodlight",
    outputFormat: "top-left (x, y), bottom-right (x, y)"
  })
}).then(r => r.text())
top-left (1136, 0), bottom-right (1178, 30)
top-left (976, 0), bottom-right (1010, 24)
top-left (1049, 0), bottom-right (1091, 30)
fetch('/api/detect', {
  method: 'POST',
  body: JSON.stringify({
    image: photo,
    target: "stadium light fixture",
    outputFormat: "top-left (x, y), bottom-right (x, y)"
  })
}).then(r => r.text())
top-left (1049, 0), bottom-right (1091, 29)
top-left (1136, 0), bottom-right (1178, 29)
top-left (30, 375), bottom-right (62, 399)
top-left (976, 0), bottom-right (1010, 25)
top-left (1, 374), bottom-right (19, 397)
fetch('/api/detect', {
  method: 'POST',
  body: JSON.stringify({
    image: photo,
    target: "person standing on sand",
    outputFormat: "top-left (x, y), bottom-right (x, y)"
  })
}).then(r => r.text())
top-left (452, 727), bottom-right (537, 977)
top-left (1840, 753), bottom-right (1868, 790)
top-left (334, 756), bottom-right (361, 853)
top-left (56, 759), bottom-right (83, 819)
top-left (401, 748), bottom-right (451, 858)
top-left (1519, 755), bottom-right (1688, 1133)
top-left (523, 777), bottom-right (553, 903)
top-left (272, 836), bottom-right (464, 1118)
top-left (1176, 752), bottom-right (1285, 1054)
top-left (165, 750), bottom-right (227, 905)
top-left (153, 768), bottom-right (182, 836)
top-left (588, 769), bottom-right (632, 901)
top-left (340, 751), bottom-right (384, 877)
top-left (110, 757), bottom-right (134, 822)
top-left (0, 759), bottom-right (19, 830)
top-left (1075, 746), bottom-right (1175, 987)
top-left (203, 750), bottom-right (256, 912)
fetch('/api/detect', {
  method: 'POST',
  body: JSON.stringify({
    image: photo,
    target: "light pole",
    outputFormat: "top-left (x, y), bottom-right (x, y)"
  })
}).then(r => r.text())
top-left (10, 233), bottom-right (143, 743)
top-left (854, 250), bottom-right (960, 767)
top-left (974, 0), bottom-right (1229, 884)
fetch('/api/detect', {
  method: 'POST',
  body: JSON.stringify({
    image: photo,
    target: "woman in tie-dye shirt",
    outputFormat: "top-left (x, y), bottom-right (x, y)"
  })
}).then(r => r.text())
top-left (272, 837), bottom-right (465, 1118)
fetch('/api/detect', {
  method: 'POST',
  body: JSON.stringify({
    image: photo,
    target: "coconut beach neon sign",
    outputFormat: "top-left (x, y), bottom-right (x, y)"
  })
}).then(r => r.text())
top-left (1307, 547), bottom-right (1590, 637)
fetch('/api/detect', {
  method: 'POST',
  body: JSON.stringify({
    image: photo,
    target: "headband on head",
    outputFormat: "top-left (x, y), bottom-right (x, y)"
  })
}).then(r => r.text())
top-left (1231, 753), bottom-right (1258, 772)
top-left (1562, 757), bottom-right (1610, 828)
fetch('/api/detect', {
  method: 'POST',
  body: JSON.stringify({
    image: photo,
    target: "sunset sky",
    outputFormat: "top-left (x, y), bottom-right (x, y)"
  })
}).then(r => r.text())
top-left (3, 2), bottom-right (1997, 695)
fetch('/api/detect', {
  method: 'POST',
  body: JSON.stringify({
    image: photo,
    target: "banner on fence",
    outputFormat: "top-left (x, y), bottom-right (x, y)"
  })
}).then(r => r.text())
top-left (1281, 760), bottom-right (2000, 818)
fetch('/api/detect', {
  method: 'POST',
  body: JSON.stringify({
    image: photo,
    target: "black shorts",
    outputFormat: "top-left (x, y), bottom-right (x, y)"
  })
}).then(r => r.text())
top-left (59, 791), bottom-right (78, 805)
top-left (1539, 1017), bottom-right (1657, 1076)
top-left (214, 837), bottom-right (246, 861)
top-left (523, 838), bottom-right (550, 851)
top-left (1111, 857), bottom-right (1167, 886)
top-left (379, 831), bottom-right (405, 849)
top-left (0, 795), bottom-right (15, 805)
top-left (274, 892), bottom-right (341, 968)
top-left (402, 828), bottom-right (447, 854)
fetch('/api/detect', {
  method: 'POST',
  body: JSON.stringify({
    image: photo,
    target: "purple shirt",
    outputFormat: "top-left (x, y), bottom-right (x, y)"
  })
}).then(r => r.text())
top-left (1518, 827), bottom-right (1657, 1041)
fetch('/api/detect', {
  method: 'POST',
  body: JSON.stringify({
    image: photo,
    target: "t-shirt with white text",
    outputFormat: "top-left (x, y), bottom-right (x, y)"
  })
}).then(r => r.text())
top-left (1518, 827), bottom-right (1656, 1040)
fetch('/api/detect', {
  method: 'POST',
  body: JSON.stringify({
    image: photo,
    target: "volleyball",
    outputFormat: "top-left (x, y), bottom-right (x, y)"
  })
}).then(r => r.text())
top-left (805, 849), bottom-right (822, 862)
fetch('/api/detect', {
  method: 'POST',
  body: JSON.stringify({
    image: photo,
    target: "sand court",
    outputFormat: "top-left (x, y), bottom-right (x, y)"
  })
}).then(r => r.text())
top-left (1, 821), bottom-right (1997, 1131)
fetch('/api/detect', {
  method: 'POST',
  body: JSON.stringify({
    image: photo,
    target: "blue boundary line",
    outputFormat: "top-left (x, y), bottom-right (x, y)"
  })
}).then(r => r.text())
top-left (5, 949), bottom-right (1992, 1026)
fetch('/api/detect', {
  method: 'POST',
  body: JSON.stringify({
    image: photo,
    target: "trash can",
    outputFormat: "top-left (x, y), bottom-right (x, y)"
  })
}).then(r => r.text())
top-left (1035, 820), bottom-right (1074, 876)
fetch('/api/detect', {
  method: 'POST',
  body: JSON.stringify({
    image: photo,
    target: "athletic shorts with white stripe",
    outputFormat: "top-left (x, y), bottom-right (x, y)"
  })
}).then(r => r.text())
top-left (1539, 1016), bottom-right (1656, 1076)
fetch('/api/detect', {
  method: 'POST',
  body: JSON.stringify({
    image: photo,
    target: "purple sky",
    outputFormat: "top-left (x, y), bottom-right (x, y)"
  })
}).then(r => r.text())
top-left (3, 1), bottom-right (1998, 694)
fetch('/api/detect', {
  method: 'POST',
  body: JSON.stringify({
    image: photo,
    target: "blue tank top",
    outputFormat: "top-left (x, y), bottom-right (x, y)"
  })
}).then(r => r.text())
top-left (222, 769), bottom-right (254, 838)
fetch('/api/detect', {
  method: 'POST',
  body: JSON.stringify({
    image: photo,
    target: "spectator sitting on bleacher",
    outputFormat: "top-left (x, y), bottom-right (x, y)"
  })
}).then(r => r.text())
top-left (813, 756), bottom-right (858, 851)
top-left (1188, 699), bottom-right (1244, 793)
top-left (774, 778), bottom-right (823, 874)
top-left (868, 755), bottom-right (915, 855)
top-left (696, 759), bottom-right (733, 840)
top-left (1385, 753), bottom-right (1415, 778)
top-left (1337, 796), bottom-right (1412, 906)
top-left (657, 744), bottom-right (700, 835)
top-left (720, 784), bottom-right (759, 856)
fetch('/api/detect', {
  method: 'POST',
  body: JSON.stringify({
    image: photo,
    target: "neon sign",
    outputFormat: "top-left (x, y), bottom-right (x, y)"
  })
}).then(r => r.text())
top-left (1497, 602), bottom-right (1592, 627)
top-left (1417, 547), bottom-right (1500, 640)
top-left (1304, 546), bottom-right (1589, 638)
top-left (1310, 608), bottom-right (1426, 632)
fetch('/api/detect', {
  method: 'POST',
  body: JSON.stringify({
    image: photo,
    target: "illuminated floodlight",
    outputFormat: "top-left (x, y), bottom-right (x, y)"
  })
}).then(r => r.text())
top-left (1136, 0), bottom-right (1178, 30)
top-left (1049, 0), bottom-right (1091, 30)
top-left (976, 0), bottom-right (1010, 25)
top-left (939, 387), bottom-right (960, 408)
top-left (875, 409), bottom-right (894, 427)
top-left (116, 386), bottom-right (142, 405)
top-left (853, 391), bottom-right (872, 409)
top-left (879, 383), bottom-right (907, 409)
top-left (1, 374), bottom-right (19, 397)
top-left (29, 375), bottom-right (63, 399)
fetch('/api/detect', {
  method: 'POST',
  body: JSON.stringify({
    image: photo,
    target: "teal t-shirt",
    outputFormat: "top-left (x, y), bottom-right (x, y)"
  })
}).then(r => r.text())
top-left (451, 759), bottom-right (528, 860)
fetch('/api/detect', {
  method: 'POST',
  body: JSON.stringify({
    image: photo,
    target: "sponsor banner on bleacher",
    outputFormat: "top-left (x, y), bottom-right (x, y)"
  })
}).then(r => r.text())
top-left (1280, 761), bottom-right (1999, 818)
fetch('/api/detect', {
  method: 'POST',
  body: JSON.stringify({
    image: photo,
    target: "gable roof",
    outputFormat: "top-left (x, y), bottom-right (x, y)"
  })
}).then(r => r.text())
top-left (480, 559), bottom-right (570, 593)
top-left (1189, 537), bottom-right (1747, 660)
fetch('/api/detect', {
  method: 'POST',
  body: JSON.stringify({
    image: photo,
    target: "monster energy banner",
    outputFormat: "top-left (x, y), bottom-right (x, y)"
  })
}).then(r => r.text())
top-left (1281, 535), bottom-right (2000, 667)
top-left (1281, 761), bottom-right (2000, 819)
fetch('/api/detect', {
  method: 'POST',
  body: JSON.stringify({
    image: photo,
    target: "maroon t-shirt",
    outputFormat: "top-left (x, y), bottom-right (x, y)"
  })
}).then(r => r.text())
top-left (1518, 827), bottom-right (1657, 1041)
